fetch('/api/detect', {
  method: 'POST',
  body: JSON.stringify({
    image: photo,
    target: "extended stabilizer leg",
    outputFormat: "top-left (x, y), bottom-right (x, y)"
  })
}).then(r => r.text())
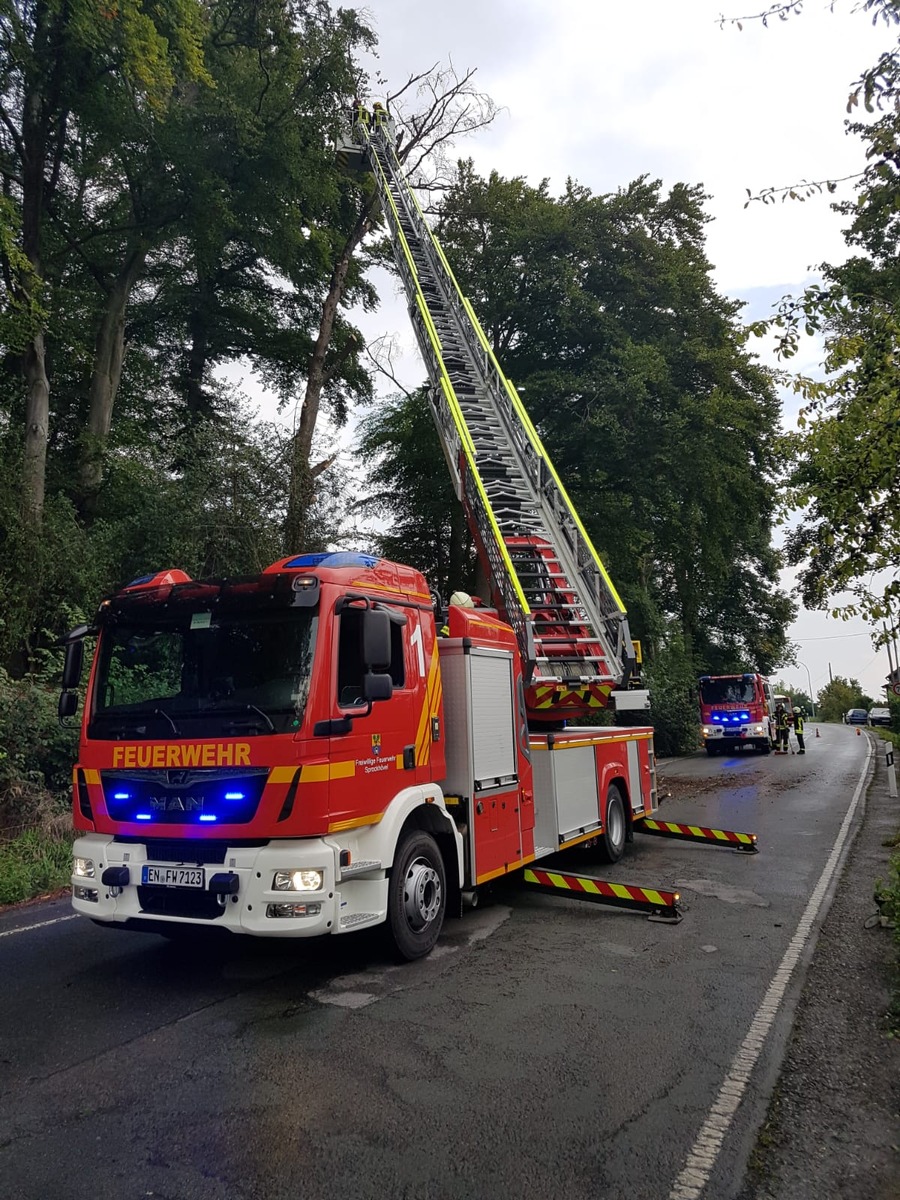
top-left (635, 817), bottom-right (759, 854)
top-left (522, 868), bottom-right (682, 923)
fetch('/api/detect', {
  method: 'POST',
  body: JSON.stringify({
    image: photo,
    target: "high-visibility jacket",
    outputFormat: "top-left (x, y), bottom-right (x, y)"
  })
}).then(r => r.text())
top-left (775, 709), bottom-right (790, 730)
top-left (794, 713), bottom-right (805, 735)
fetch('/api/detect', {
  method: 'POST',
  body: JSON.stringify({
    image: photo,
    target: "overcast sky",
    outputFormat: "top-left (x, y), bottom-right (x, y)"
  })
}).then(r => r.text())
top-left (267, 0), bottom-right (896, 705)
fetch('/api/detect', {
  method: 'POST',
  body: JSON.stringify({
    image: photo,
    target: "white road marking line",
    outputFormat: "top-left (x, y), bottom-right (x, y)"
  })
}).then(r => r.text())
top-left (0, 914), bottom-right (78, 939)
top-left (669, 740), bottom-right (874, 1200)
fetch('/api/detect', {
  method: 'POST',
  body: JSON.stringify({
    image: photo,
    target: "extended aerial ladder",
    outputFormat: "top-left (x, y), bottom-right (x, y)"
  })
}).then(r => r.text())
top-left (341, 112), bottom-right (647, 722)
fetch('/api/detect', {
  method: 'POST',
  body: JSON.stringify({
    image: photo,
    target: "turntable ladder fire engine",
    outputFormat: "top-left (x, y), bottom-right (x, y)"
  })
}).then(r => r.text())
top-left (350, 115), bottom-right (643, 721)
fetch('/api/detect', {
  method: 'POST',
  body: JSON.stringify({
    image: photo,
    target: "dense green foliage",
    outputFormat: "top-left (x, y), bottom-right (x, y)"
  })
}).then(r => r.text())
top-left (358, 166), bottom-right (794, 722)
top-left (0, 0), bottom-right (375, 671)
top-left (0, 830), bottom-right (73, 907)
top-left (813, 675), bottom-right (874, 723)
top-left (432, 166), bottom-right (793, 674)
top-left (747, 2), bottom-right (900, 626)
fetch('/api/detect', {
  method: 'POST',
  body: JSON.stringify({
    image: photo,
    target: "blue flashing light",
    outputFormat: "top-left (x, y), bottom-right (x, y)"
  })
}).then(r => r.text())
top-left (199, 814), bottom-right (217, 822)
top-left (710, 710), bottom-right (752, 725)
top-left (224, 791), bottom-right (245, 800)
top-left (113, 792), bottom-right (130, 800)
top-left (283, 551), bottom-right (379, 570)
top-left (135, 813), bottom-right (152, 821)
top-left (126, 573), bottom-right (155, 587)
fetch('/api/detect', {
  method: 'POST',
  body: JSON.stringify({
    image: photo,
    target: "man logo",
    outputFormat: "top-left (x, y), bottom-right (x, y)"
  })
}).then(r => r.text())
top-left (371, 733), bottom-right (382, 758)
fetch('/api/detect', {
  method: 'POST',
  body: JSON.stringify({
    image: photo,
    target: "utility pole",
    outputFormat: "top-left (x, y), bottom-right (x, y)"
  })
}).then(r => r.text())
top-left (828, 661), bottom-right (833, 683)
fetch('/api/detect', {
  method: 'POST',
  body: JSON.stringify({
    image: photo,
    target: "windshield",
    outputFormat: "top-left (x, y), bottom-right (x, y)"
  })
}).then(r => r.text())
top-left (89, 609), bottom-right (318, 740)
top-left (699, 678), bottom-right (756, 705)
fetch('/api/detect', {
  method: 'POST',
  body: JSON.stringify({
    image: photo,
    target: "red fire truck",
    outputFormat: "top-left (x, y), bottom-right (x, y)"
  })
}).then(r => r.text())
top-left (60, 112), bottom-right (657, 959)
top-left (698, 672), bottom-right (775, 756)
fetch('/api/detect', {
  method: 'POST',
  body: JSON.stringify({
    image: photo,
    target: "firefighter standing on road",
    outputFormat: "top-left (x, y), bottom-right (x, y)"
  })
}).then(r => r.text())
top-left (774, 703), bottom-right (790, 754)
top-left (793, 708), bottom-right (806, 754)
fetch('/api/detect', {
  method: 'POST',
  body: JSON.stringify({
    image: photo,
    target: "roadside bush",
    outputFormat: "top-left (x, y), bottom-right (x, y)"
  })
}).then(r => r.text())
top-left (644, 636), bottom-right (701, 758)
top-left (0, 829), bottom-right (72, 907)
top-left (0, 665), bottom-right (78, 797)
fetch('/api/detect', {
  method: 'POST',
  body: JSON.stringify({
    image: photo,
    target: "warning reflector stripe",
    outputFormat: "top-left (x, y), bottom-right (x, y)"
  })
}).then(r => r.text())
top-left (523, 868), bottom-right (679, 911)
top-left (637, 818), bottom-right (758, 848)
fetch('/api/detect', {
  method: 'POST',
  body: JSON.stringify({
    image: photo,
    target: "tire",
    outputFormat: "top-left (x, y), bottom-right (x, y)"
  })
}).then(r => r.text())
top-left (706, 744), bottom-right (718, 757)
top-left (598, 784), bottom-right (627, 864)
top-left (386, 830), bottom-right (446, 961)
top-left (757, 741), bottom-right (771, 755)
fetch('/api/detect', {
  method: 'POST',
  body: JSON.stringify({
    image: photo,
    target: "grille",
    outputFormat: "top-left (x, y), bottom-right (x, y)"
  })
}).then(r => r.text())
top-left (138, 886), bottom-right (224, 920)
top-left (116, 837), bottom-right (266, 863)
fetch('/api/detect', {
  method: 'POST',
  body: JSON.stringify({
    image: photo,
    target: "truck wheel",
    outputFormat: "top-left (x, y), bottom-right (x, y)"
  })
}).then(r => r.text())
top-left (758, 741), bottom-right (771, 755)
top-left (386, 830), bottom-right (446, 961)
top-left (705, 744), bottom-right (718, 757)
top-left (599, 784), bottom-right (627, 864)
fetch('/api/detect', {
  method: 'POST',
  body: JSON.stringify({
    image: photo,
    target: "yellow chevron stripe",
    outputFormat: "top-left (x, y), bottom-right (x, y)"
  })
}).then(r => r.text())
top-left (415, 649), bottom-right (441, 766)
top-left (269, 767), bottom-right (296, 784)
top-left (348, 579), bottom-right (432, 601)
top-left (642, 890), bottom-right (666, 906)
top-left (609, 883), bottom-right (633, 900)
top-left (327, 811), bottom-right (384, 833)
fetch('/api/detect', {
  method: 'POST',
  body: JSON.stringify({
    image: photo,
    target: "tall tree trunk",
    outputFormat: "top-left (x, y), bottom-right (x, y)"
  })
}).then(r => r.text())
top-left (283, 199), bottom-right (375, 553)
top-left (19, 78), bottom-right (48, 531)
top-left (78, 247), bottom-right (148, 510)
top-left (22, 332), bottom-right (50, 529)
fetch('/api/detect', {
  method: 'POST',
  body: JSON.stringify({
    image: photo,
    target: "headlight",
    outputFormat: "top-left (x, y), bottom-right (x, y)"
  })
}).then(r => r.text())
top-left (74, 857), bottom-right (95, 878)
top-left (702, 726), bottom-right (717, 736)
top-left (272, 869), bottom-right (323, 892)
top-left (752, 725), bottom-right (764, 734)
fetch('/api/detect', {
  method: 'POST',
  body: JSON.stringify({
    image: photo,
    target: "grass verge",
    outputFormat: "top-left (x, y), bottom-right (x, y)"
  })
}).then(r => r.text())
top-left (0, 829), bottom-right (73, 907)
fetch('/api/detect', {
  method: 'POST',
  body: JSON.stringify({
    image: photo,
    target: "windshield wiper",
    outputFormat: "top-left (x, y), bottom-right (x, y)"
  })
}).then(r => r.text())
top-left (153, 706), bottom-right (183, 736)
top-left (220, 704), bottom-right (276, 733)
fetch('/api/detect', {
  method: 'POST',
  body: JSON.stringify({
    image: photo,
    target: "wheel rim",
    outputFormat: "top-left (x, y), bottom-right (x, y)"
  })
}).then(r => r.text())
top-left (607, 798), bottom-right (625, 850)
top-left (402, 856), bottom-right (443, 932)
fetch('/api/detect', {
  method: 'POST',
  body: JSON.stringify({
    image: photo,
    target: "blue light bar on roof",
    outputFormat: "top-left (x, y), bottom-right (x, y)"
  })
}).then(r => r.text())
top-left (283, 551), bottom-right (379, 570)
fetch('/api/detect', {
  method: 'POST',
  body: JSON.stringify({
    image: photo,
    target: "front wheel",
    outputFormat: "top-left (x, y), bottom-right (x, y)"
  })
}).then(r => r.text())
top-left (705, 743), bottom-right (718, 757)
top-left (757, 741), bottom-right (771, 755)
top-left (386, 830), bottom-right (446, 961)
top-left (599, 784), bottom-right (627, 864)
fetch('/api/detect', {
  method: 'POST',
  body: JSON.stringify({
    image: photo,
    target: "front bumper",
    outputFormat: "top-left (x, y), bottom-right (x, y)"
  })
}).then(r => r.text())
top-left (71, 834), bottom-right (388, 937)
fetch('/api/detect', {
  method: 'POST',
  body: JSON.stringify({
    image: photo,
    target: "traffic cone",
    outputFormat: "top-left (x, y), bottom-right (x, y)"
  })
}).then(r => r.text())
top-left (815, 727), bottom-right (820, 737)
top-left (857, 727), bottom-right (861, 736)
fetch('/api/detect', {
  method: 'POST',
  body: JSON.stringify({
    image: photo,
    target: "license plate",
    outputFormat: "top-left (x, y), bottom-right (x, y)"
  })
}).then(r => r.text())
top-left (142, 865), bottom-right (205, 888)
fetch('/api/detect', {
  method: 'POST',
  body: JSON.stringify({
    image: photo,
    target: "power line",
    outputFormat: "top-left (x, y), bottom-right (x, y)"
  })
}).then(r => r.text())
top-left (794, 632), bottom-right (873, 642)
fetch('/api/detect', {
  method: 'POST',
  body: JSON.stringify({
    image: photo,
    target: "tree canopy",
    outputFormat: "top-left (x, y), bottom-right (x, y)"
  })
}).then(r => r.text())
top-left (359, 162), bottom-right (794, 678)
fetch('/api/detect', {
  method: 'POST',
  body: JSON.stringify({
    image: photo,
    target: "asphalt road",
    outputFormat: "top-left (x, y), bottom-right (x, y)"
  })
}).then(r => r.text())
top-left (0, 724), bottom-right (873, 1200)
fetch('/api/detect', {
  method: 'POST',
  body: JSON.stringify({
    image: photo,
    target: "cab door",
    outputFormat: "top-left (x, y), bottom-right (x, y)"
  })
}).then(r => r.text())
top-left (325, 600), bottom-right (419, 831)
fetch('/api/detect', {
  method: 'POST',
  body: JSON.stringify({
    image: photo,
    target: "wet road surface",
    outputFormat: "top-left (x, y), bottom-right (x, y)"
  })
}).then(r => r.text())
top-left (0, 724), bottom-right (872, 1200)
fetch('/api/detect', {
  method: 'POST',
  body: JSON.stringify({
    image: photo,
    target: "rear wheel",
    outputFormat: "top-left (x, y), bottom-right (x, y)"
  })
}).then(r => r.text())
top-left (386, 830), bottom-right (446, 961)
top-left (599, 784), bottom-right (627, 864)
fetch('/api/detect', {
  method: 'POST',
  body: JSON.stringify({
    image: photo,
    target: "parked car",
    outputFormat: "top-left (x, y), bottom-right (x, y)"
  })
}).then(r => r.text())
top-left (845, 708), bottom-right (868, 725)
top-left (868, 707), bottom-right (892, 727)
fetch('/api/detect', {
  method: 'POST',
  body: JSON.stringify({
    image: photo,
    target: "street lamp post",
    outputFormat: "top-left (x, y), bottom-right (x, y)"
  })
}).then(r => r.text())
top-left (797, 660), bottom-right (816, 718)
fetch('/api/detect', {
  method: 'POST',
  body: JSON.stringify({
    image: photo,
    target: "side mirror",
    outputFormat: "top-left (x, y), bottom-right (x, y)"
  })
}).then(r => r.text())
top-left (58, 691), bottom-right (78, 720)
top-left (62, 639), bottom-right (84, 691)
top-left (363, 608), bottom-right (391, 669)
top-left (364, 673), bottom-right (393, 703)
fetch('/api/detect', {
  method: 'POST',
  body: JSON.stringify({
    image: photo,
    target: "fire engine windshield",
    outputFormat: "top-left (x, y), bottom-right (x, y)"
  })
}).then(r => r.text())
top-left (89, 608), bottom-right (317, 740)
top-left (699, 678), bottom-right (757, 705)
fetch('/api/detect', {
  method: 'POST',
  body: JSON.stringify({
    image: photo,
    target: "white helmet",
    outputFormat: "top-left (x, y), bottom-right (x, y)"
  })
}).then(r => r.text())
top-left (449, 590), bottom-right (475, 608)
